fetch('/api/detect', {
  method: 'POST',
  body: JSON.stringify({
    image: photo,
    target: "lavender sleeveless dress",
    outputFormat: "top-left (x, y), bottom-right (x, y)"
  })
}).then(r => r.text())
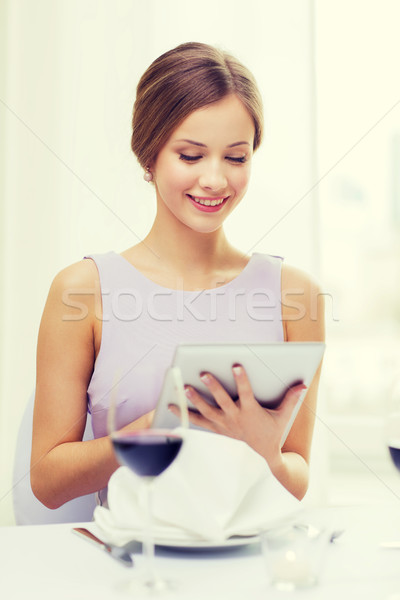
top-left (85, 251), bottom-right (284, 504)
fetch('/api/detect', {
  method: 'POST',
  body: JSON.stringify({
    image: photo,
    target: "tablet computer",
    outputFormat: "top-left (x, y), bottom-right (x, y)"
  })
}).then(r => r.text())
top-left (152, 342), bottom-right (325, 444)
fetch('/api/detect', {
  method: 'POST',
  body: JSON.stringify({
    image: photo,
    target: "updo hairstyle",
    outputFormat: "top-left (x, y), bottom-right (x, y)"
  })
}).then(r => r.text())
top-left (131, 42), bottom-right (263, 169)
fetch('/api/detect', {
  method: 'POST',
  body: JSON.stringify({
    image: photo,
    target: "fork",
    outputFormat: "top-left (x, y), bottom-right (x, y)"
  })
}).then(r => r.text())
top-left (72, 527), bottom-right (135, 567)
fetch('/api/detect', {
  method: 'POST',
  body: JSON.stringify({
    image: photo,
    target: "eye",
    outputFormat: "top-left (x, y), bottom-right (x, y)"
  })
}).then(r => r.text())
top-left (179, 153), bottom-right (202, 162)
top-left (226, 156), bottom-right (247, 164)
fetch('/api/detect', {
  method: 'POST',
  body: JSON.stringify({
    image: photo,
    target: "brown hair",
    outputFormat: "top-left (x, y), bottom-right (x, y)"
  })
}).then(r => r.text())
top-left (131, 42), bottom-right (263, 169)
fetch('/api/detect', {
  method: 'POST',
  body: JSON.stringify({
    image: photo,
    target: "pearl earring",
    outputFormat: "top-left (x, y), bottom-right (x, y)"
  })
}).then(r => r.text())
top-left (143, 168), bottom-right (153, 183)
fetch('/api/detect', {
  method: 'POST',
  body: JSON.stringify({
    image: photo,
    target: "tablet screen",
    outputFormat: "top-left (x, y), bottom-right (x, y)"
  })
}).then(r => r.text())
top-left (152, 342), bottom-right (325, 442)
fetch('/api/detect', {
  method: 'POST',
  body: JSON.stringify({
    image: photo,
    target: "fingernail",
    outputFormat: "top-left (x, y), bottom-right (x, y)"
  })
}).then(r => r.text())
top-left (233, 366), bottom-right (242, 376)
top-left (296, 384), bottom-right (307, 396)
top-left (185, 387), bottom-right (193, 398)
top-left (200, 373), bottom-right (211, 385)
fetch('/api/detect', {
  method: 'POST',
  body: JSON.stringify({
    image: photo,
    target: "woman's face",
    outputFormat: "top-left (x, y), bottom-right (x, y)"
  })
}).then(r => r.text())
top-left (151, 94), bottom-right (255, 234)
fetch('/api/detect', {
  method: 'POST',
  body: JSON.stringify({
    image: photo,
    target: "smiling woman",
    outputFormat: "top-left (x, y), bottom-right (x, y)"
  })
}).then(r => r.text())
top-left (25, 41), bottom-right (324, 517)
top-left (150, 94), bottom-right (254, 232)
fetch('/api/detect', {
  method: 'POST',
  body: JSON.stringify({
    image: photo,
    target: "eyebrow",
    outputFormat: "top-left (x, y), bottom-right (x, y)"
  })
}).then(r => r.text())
top-left (174, 139), bottom-right (250, 148)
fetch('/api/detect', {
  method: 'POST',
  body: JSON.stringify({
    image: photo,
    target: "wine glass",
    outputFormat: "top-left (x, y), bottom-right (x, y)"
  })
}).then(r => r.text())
top-left (383, 375), bottom-right (400, 550)
top-left (108, 368), bottom-right (187, 595)
top-left (385, 377), bottom-right (400, 476)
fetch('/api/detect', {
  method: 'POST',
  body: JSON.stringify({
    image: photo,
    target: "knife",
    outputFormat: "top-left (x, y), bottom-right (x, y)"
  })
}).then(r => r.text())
top-left (72, 527), bottom-right (134, 567)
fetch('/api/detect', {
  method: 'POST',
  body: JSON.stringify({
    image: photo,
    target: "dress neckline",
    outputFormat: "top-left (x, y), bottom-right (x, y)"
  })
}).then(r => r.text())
top-left (111, 251), bottom-right (256, 294)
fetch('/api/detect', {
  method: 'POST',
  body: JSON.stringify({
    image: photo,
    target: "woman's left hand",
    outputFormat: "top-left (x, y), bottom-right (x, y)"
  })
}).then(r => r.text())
top-left (168, 365), bottom-right (306, 470)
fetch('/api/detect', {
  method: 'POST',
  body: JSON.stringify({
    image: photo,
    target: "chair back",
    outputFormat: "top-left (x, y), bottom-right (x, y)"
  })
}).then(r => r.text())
top-left (13, 391), bottom-right (96, 525)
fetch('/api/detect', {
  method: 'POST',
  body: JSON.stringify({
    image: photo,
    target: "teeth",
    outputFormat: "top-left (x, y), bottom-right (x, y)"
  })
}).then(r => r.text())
top-left (191, 196), bottom-right (225, 206)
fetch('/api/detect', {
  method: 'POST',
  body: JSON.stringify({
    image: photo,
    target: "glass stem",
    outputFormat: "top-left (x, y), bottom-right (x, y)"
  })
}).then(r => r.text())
top-left (143, 477), bottom-right (157, 587)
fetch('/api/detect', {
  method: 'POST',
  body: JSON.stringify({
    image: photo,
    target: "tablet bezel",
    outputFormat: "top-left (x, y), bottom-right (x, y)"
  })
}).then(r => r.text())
top-left (151, 341), bottom-right (325, 444)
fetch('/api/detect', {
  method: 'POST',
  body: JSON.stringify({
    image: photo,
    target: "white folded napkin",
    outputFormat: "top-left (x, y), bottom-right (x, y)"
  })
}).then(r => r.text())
top-left (93, 428), bottom-right (301, 545)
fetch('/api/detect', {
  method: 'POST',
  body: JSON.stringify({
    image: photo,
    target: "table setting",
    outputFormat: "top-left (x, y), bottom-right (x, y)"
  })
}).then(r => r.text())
top-left (2, 501), bottom-right (400, 599)
top-left (3, 418), bottom-right (400, 600)
top-left (97, 420), bottom-right (306, 593)
top-left (3, 377), bottom-right (400, 599)
top-left (96, 428), bottom-right (300, 545)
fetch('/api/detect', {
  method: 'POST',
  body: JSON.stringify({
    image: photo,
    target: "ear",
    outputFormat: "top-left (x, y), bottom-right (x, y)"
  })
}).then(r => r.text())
top-left (148, 159), bottom-right (158, 184)
top-left (147, 155), bottom-right (156, 171)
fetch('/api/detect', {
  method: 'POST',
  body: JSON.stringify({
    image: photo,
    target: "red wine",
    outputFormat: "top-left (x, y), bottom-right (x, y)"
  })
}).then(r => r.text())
top-left (389, 445), bottom-right (400, 471)
top-left (112, 432), bottom-right (182, 477)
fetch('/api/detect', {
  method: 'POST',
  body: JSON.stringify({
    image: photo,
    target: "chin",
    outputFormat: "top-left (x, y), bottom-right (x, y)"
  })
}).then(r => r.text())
top-left (186, 221), bottom-right (224, 235)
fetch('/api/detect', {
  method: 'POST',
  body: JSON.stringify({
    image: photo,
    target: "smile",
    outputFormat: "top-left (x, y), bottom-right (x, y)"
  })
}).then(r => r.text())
top-left (187, 195), bottom-right (227, 207)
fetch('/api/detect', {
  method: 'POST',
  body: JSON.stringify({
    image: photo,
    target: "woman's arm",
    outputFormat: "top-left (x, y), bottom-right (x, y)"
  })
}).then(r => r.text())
top-left (170, 264), bottom-right (325, 500)
top-left (273, 263), bottom-right (325, 499)
top-left (31, 259), bottom-right (153, 509)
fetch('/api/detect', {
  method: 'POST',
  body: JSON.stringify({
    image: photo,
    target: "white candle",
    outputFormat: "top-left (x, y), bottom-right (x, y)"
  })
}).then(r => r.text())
top-left (270, 550), bottom-right (316, 589)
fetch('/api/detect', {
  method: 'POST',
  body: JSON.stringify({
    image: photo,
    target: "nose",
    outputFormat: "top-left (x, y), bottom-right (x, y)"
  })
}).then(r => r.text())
top-left (198, 161), bottom-right (228, 194)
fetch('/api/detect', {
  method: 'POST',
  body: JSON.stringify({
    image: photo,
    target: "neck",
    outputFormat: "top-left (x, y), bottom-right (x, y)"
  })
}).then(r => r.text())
top-left (145, 224), bottom-right (230, 274)
top-left (143, 208), bottom-right (233, 276)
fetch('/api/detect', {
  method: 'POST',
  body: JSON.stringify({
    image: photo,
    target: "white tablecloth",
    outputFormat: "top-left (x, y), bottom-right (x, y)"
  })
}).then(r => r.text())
top-left (1, 504), bottom-right (400, 599)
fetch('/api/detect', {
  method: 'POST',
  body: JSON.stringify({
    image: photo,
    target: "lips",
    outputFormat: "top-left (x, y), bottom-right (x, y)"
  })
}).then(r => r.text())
top-left (187, 194), bottom-right (228, 213)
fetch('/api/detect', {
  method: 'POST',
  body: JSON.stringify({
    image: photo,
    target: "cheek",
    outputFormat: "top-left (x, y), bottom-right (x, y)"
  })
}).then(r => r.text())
top-left (232, 166), bottom-right (251, 192)
top-left (164, 162), bottom-right (195, 191)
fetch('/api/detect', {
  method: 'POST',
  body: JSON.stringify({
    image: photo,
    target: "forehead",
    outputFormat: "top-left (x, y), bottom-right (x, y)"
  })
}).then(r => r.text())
top-left (170, 94), bottom-right (255, 146)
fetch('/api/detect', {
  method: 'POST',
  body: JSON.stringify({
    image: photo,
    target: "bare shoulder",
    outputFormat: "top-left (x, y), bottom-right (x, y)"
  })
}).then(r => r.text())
top-left (281, 263), bottom-right (325, 342)
top-left (281, 262), bottom-right (320, 291)
top-left (52, 258), bottom-right (99, 290)
top-left (43, 258), bottom-right (101, 325)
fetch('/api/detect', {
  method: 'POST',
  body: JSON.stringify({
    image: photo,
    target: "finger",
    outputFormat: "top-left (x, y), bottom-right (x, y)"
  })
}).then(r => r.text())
top-left (199, 373), bottom-right (238, 414)
top-left (232, 365), bottom-right (257, 408)
top-left (277, 383), bottom-right (307, 419)
top-left (169, 402), bottom-right (220, 433)
top-left (185, 409), bottom-right (220, 433)
top-left (185, 385), bottom-right (222, 421)
top-left (168, 404), bottom-right (180, 417)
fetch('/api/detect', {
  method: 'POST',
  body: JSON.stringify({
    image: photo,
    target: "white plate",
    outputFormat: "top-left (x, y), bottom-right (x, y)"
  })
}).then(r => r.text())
top-left (153, 534), bottom-right (260, 550)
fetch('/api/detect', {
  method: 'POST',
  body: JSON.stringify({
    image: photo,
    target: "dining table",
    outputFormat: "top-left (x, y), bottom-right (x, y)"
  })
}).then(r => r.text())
top-left (1, 503), bottom-right (400, 599)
